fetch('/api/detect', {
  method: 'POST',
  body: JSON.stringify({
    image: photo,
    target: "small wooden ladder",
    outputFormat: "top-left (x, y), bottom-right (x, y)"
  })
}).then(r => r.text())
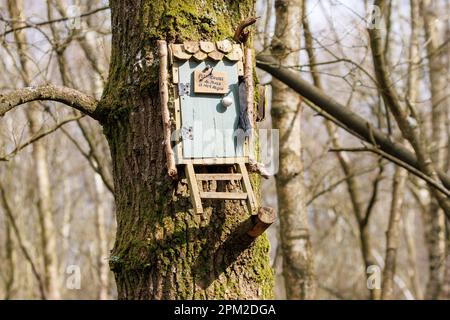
top-left (185, 161), bottom-right (257, 215)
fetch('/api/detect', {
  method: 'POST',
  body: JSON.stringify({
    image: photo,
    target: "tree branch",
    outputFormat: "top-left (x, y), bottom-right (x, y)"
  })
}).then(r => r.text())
top-left (368, 0), bottom-right (450, 219)
top-left (0, 85), bottom-right (99, 120)
top-left (0, 115), bottom-right (83, 161)
top-left (0, 183), bottom-right (46, 299)
top-left (0, 6), bottom-right (110, 38)
top-left (330, 147), bottom-right (450, 199)
top-left (255, 56), bottom-right (450, 191)
top-left (362, 158), bottom-right (384, 228)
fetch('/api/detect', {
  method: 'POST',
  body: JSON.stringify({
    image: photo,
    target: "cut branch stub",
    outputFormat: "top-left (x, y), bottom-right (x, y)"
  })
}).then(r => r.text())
top-left (247, 207), bottom-right (277, 238)
top-left (233, 16), bottom-right (259, 44)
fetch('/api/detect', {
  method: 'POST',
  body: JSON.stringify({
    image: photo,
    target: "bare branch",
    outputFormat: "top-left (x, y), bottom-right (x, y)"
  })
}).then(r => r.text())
top-left (330, 147), bottom-right (450, 199)
top-left (0, 85), bottom-right (99, 120)
top-left (255, 56), bottom-right (450, 191)
top-left (0, 183), bottom-right (46, 299)
top-left (0, 6), bottom-right (110, 38)
top-left (0, 115), bottom-right (83, 161)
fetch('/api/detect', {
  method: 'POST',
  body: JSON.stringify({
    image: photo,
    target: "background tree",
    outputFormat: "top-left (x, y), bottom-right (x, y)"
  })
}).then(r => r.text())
top-left (270, 0), bottom-right (316, 299)
top-left (1, 0), bottom-right (449, 300)
top-left (1, 0), bottom-right (274, 299)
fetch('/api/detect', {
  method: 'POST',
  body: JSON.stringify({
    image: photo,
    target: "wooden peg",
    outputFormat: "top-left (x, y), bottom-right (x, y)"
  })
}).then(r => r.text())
top-left (237, 60), bottom-right (244, 76)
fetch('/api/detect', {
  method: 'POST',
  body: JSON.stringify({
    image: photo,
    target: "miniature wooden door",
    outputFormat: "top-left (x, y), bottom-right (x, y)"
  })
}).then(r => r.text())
top-left (178, 59), bottom-right (244, 159)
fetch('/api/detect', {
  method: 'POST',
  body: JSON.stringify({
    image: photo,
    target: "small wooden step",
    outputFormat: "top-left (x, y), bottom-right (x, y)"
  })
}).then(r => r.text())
top-left (200, 192), bottom-right (248, 200)
top-left (196, 173), bottom-right (242, 181)
top-left (183, 159), bottom-right (257, 215)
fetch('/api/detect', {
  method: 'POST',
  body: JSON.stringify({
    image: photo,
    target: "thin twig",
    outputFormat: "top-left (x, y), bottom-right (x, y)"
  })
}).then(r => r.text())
top-left (1, 6), bottom-right (110, 38)
top-left (0, 115), bottom-right (83, 161)
top-left (329, 147), bottom-right (450, 198)
top-left (0, 183), bottom-right (46, 299)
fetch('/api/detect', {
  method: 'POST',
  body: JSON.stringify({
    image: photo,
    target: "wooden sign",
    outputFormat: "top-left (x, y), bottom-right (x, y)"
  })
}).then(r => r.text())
top-left (193, 69), bottom-right (228, 94)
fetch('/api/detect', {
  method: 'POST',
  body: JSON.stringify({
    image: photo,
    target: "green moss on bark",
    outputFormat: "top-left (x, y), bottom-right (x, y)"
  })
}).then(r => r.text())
top-left (141, 0), bottom-right (253, 42)
top-left (102, 0), bottom-right (273, 300)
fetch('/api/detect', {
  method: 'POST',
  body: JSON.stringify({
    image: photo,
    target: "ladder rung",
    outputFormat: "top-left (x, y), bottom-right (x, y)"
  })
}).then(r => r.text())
top-left (196, 173), bottom-right (243, 181)
top-left (200, 192), bottom-right (248, 200)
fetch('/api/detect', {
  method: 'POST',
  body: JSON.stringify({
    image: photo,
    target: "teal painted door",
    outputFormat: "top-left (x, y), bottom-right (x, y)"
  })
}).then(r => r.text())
top-left (178, 59), bottom-right (244, 159)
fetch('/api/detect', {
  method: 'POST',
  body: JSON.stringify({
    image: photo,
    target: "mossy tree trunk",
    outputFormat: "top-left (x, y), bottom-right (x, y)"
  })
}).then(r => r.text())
top-left (98, 0), bottom-right (273, 299)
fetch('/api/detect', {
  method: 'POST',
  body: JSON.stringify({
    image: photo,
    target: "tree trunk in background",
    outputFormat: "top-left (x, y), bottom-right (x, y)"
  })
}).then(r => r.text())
top-left (61, 180), bottom-right (72, 273)
top-left (382, 0), bottom-right (419, 299)
top-left (93, 174), bottom-right (110, 300)
top-left (420, 0), bottom-right (447, 300)
top-left (404, 207), bottom-right (423, 299)
top-left (381, 168), bottom-right (407, 299)
top-left (101, 0), bottom-right (273, 299)
top-left (443, 0), bottom-right (450, 301)
top-left (7, 0), bottom-right (60, 300)
top-left (302, 2), bottom-right (379, 300)
top-left (0, 134), bottom-right (15, 299)
top-left (442, 227), bottom-right (450, 299)
top-left (270, 0), bottom-right (316, 299)
top-left (400, 1), bottom-right (423, 299)
top-left (3, 219), bottom-right (15, 299)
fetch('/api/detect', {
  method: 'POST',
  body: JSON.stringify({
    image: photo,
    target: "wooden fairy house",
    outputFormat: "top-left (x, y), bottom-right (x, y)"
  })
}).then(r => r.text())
top-left (157, 39), bottom-right (262, 216)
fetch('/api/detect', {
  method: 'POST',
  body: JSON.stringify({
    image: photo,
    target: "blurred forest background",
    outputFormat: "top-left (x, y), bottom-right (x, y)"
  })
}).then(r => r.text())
top-left (0, 0), bottom-right (448, 299)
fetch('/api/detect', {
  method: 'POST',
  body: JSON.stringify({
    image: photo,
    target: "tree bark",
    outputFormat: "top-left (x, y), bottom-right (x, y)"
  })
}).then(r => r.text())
top-left (101, 0), bottom-right (273, 299)
top-left (271, 0), bottom-right (316, 299)
top-left (3, 215), bottom-right (15, 299)
top-left (420, 0), bottom-right (447, 300)
top-left (1, 0), bottom-right (273, 300)
top-left (381, 0), bottom-right (418, 299)
top-left (381, 167), bottom-right (407, 299)
top-left (368, 0), bottom-right (450, 220)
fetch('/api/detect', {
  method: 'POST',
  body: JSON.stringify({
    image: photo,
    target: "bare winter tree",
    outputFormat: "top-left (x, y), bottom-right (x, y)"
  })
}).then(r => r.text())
top-left (270, 0), bottom-right (317, 299)
top-left (1, 0), bottom-right (449, 300)
top-left (1, 0), bottom-right (274, 299)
